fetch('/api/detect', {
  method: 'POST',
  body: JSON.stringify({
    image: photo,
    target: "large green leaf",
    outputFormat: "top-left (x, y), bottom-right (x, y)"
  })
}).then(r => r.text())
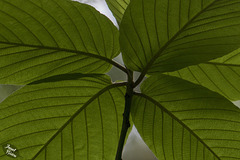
top-left (0, 74), bottom-right (126, 160)
top-left (0, 85), bottom-right (20, 102)
top-left (105, 0), bottom-right (130, 24)
top-left (0, 0), bottom-right (120, 85)
top-left (120, 0), bottom-right (240, 74)
top-left (132, 74), bottom-right (240, 160)
top-left (167, 48), bottom-right (240, 101)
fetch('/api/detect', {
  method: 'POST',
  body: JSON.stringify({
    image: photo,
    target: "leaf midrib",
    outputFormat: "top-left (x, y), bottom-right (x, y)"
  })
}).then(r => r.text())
top-left (0, 41), bottom-right (127, 73)
top-left (134, 92), bottom-right (221, 160)
top-left (134, 0), bottom-right (218, 86)
top-left (31, 82), bottom-right (127, 160)
top-left (204, 62), bottom-right (240, 67)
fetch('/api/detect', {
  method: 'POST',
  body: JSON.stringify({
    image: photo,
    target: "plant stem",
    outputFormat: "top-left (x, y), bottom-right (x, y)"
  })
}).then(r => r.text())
top-left (115, 70), bottom-right (133, 160)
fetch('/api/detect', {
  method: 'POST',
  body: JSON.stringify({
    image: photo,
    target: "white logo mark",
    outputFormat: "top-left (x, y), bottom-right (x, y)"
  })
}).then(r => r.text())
top-left (5, 144), bottom-right (17, 158)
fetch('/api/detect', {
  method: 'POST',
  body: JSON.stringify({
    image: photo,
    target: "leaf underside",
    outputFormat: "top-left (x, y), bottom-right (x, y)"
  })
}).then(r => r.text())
top-left (120, 0), bottom-right (240, 73)
top-left (132, 74), bottom-right (240, 160)
top-left (105, 0), bottom-right (130, 24)
top-left (1, 1), bottom-right (240, 160)
top-left (167, 48), bottom-right (240, 101)
top-left (0, 0), bottom-right (119, 85)
top-left (0, 74), bottom-right (125, 160)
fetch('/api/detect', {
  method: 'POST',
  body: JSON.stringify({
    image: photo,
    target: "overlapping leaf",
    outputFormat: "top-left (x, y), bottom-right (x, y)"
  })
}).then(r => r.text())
top-left (167, 48), bottom-right (240, 101)
top-left (105, 0), bottom-right (130, 24)
top-left (0, 0), bottom-right (120, 85)
top-left (120, 0), bottom-right (240, 74)
top-left (132, 74), bottom-right (240, 160)
top-left (0, 74), bottom-right (125, 160)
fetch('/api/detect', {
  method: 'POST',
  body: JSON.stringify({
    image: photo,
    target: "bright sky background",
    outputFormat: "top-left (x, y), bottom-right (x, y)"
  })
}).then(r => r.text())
top-left (0, 0), bottom-right (239, 160)
top-left (77, 0), bottom-right (118, 26)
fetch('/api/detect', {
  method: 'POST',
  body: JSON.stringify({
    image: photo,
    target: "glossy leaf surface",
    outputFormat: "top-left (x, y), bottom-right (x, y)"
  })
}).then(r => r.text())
top-left (0, 0), bottom-right (119, 85)
top-left (132, 74), bottom-right (240, 160)
top-left (120, 0), bottom-right (240, 73)
top-left (0, 74), bottom-right (125, 160)
top-left (167, 48), bottom-right (240, 101)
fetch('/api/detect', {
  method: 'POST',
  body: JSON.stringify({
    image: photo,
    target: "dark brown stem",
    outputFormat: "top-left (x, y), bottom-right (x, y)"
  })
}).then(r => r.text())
top-left (115, 70), bottom-right (133, 160)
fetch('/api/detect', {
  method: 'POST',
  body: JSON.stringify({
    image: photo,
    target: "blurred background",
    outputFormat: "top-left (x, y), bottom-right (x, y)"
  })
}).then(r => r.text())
top-left (0, 1), bottom-right (157, 159)
top-left (1, 0), bottom-right (240, 160)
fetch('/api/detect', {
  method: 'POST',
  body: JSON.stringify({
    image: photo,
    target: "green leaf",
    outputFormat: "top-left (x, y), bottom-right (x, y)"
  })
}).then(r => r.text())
top-left (0, 0), bottom-right (120, 85)
top-left (105, 0), bottom-right (130, 24)
top-left (0, 74), bottom-right (126, 160)
top-left (0, 85), bottom-right (20, 102)
top-left (166, 48), bottom-right (240, 101)
top-left (120, 0), bottom-right (240, 74)
top-left (132, 74), bottom-right (240, 160)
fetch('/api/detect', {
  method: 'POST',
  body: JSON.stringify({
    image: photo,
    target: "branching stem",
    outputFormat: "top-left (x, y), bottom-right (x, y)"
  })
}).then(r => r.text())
top-left (115, 70), bottom-right (133, 160)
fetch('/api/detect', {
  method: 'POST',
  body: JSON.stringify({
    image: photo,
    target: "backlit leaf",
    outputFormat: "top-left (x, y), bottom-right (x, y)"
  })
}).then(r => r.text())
top-left (120, 0), bottom-right (240, 74)
top-left (167, 48), bottom-right (240, 101)
top-left (0, 0), bottom-right (119, 85)
top-left (0, 74), bottom-right (126, 160)
top-left (132, 74), bottom-right (240, 160)
top-left (105, 0), bottom-right (130, 24)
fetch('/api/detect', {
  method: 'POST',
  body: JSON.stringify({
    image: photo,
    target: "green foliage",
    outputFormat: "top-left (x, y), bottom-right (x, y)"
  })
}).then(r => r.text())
top-left (167, 48), bottom-right (240, 101)
top-left (132, 74), bottom-right (240, 160)
top-left (0, 0), bottom-right (239, 159)
top-left (120, 0), bottom-right (240, 74)
top-left (0, 0), bottom-right (120, 85)
top-left (0, 74), bottom-right (126, 160)
top-left (105, 0), bottom-right (129, 24)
